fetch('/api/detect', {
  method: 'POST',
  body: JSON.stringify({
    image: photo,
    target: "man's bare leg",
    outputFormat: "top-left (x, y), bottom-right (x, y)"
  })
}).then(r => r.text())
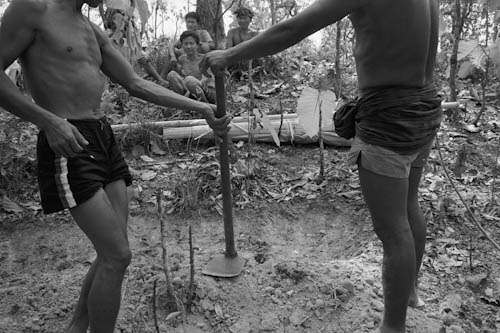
top-left (407, 166), bottom-right (426, 308)
top-left (359, 165), bottom-right (415, 333)
top-left (184, 76), bottom-right (209, 102)
top-left (66, 258), bottom-right (99, 332)
top-left (66, 180), bottom-right (130, 333)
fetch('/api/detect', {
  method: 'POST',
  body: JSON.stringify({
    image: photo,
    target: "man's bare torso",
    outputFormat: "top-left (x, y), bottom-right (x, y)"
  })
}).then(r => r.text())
top-left (179, 54), bottom-right (204, 80)
top-left (349, 0), bottom-right (438, 91)
top-left (227, 28), bottom-right (258, 47)
top-left (21, 0), bottom-right (105, 119)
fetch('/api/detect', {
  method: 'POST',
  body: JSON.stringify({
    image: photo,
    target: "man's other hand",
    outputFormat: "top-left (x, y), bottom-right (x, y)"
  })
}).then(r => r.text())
top-left (43, 118), bottom-right (89, 158)
top-left (204, 104), bottom-right (231, 140)
top-left (200, 50), bottom-right (231, 77)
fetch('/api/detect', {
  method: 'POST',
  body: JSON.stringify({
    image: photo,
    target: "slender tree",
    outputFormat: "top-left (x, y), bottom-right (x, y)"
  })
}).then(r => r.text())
top-left (197, 0), bottom-right (225, 49)
top-left (449, 0), bottom-right (473, 101)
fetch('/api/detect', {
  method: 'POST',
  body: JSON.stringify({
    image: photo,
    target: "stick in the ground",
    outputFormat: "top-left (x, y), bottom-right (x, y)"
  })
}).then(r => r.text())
top-left (156, 190), bottom-right (183, 312)
top-left (186, 225), bottom-right (195, 312)
top-left (490, 137), bottom-right (500, 205)
top-left (436, 135), bottom-right (500, 251)
top-left (153, 278), bottom-right (160, 333)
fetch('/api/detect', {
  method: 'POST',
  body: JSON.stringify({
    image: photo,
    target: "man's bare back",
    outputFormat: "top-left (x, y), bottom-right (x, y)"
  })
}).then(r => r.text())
top-left (10, 0), bottom-right (105, 119)
top-left (203, 0), bottom-right (438, 93)
top-left (350, 0), bottom-right (439, 90)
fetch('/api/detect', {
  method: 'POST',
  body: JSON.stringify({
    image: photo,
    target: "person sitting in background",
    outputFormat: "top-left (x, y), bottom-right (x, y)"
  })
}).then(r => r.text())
top-left (169, 12), bottom-right (215, 63)
top-left (226, 6), bottom-right (259, 80)
top-left (226, 6), bottom-right (258, 49)
top-left (137, 36), bottom-right (171, 86)
top-left (167, 31), bottom-right (215, 103)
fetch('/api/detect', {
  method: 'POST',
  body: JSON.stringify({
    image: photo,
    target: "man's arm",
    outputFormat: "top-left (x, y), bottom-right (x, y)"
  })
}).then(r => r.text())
top-left (137, 52), bottom-right (168, 85)
top-left (204, 0), bottom-right (369, 71)
top-left (0, 0), bottom-right (55, 125)
top-left (225, 29), bottom-right (236, 49)
top-left (199, 30), bottom-right (215, 50)
top-left (91, 24), bottom-right (229, 134)
top-left (0, 0), bottom-right (89, 157)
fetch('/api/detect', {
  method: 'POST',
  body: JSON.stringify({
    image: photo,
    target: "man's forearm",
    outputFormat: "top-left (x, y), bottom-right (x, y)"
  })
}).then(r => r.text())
top-left (142, 62), bottom-right (163, 82)
top-left (128, 78), bottom-right (209, 116)
top-left (227, 23), bottom-right (306, 63)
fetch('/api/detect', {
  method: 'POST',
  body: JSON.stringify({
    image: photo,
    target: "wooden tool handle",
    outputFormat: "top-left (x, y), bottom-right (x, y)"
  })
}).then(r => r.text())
top-left (215, 74), bottom-right (237, 257)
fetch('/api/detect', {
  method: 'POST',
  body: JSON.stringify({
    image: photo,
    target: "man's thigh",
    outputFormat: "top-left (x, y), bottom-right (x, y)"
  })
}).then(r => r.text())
top-left (358, 164), bottom-right (409, 235)
top-left (70, 188), bottom-right (129, 258)
top-left (104, 180), bottom-right (129, 238)
top-left (348, 137), bottom-right (433, 179)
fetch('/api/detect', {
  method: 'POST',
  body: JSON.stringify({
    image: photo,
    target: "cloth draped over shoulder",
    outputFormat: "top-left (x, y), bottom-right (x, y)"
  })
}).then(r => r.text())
top-left (354, 85), bottom-right (442, 155)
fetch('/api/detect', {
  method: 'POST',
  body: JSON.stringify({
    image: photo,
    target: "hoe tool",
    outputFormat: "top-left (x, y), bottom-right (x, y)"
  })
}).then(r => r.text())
top-left (202, 73), bottom-right (244, 278)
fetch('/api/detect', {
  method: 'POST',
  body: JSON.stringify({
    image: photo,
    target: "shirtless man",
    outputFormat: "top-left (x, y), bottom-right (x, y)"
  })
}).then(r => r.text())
top-left (225, 6), bottom-right (258, 49)
top-left (167, 30), bottom-right (215, 103)
top-left (169, 12), bottom-right (215, 62)
top-left (225, 6), bottom-right (259, 80)
top-left (202, 0), bottom-right (442, 332)
top-left (0, 0), bottom-right (229, 332)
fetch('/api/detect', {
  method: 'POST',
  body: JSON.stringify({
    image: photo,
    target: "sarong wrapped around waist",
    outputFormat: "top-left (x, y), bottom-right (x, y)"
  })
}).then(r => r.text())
top-left (355, 85), bottom-right (443, 155)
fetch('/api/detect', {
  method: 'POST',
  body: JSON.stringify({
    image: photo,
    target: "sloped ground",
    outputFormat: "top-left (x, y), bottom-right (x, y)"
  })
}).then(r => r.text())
top-left (1, 68), bottom-right (500, 332)
top-left (1, 141), bottom-right (499, 333)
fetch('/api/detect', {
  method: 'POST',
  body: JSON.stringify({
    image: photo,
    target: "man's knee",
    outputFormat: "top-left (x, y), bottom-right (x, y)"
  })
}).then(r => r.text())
top-left (167, 70), bottom-right (181, 81)
top-left (167, 71), bottom-right (185, 93)
top-left (199, 44), bottom-right (210, 54)
top-left (184, 76), bottom-right (200, 89)
top-left (101, 246), bottom-right (132, 271)
top-left (373, 223), bottom-right (413, 245)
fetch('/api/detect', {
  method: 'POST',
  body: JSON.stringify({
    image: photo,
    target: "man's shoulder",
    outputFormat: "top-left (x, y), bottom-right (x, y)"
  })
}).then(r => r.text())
top-left (1, 0), bottom-right (47, 30)
top-left (226, 28), bottom-right (237, 37)
top-left (8, 0), bottom-right (48, 14)
top-left (196, 29), bottom-right (213, 41)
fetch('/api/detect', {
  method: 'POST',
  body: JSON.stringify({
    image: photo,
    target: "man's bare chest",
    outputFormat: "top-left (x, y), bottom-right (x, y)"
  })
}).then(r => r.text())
top-left (33, 14), bottom-right (101, 64)
top-left (180, 58), bottom-right (202, 78)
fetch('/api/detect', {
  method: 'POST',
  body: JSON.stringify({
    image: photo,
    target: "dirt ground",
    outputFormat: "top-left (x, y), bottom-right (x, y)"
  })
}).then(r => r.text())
top-left (1, 142), bottom-right (499, 333)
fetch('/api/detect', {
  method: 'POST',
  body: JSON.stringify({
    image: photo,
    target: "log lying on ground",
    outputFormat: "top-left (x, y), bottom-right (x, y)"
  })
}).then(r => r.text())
top-left (110, 102), bottom-right (458, 147)
top-left (110, 114), bottom-right (297, 131)
top-left (160, 117), bottom-right (352, 146)
top-left (111, 113), bottom-right (351, 146)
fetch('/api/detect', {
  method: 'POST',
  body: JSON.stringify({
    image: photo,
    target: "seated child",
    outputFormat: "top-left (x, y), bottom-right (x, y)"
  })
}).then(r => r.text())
top-left (169, 12), bottom-right (215, 62)
top-left (167, 30), bottom-right (215, 103)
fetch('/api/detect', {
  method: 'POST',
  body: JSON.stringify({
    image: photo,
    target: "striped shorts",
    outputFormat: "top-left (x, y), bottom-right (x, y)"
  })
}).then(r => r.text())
top-left (37, 117), bottom-right (132, 214)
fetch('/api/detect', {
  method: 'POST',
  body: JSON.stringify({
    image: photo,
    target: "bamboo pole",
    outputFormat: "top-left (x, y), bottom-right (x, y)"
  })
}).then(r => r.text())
top-left (110, 102), bottom-right (458, 131)
top-left (110, 113), bottom-right (297, 131)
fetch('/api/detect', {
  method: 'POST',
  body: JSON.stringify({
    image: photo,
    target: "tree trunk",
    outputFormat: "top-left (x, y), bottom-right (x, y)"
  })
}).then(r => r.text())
top-left (475, 5), bottom-right (490, 126)
top-left (197, 0), bottom-right (225, 49)
top-left (270, 0), bottom-right (276, 25)
top-left (450, 0), bottom-right (472, 102)
top-left (334, 20), bottom-right (343, 97)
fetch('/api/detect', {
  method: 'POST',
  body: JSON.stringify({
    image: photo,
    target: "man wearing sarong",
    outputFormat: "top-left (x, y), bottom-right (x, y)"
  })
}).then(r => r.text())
top-left (201, 0), bottom-right (441, 332)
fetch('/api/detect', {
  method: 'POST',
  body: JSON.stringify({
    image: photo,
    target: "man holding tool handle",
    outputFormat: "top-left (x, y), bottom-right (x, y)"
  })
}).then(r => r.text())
top-left (202, 0), bottom-right (442, 332)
